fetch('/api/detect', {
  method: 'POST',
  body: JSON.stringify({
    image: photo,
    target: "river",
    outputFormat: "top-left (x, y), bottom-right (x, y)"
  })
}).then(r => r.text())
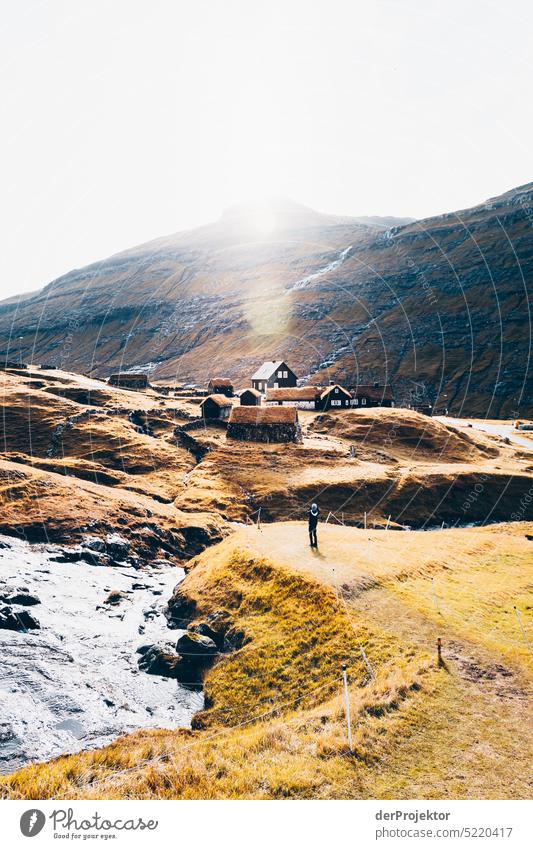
top-left (0, 535), bottom-right (202, 773)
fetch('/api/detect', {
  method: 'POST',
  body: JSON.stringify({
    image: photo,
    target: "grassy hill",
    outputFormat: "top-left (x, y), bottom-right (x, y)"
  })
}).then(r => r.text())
top-left (2, 521), bottom-right (531, 800)
top-left (0, 368), bottom-right (531, 798)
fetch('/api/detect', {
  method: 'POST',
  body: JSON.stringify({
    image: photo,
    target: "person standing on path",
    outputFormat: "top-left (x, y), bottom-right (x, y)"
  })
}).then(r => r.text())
top-left (308, 503), bottom-right (320, 547)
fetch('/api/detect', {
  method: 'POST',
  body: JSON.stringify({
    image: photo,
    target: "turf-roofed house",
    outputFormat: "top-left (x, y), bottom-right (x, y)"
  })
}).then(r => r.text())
top-left (265, 386), bottom-right (322, 409)
top-left (207, 377), bottom-right (234, 397)
top-left (200, 394), bottom-right (233, 420)
top-left (108, 373), bottom-right (149, 389)
top-left (227, 406), bottom-right (302, 443)
top-left (239, 387), bottom-right (262, 406)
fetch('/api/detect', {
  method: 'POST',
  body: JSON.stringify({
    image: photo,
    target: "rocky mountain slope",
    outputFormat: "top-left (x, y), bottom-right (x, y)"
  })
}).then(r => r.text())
top-left (1, 188), bottom-right (531, 417)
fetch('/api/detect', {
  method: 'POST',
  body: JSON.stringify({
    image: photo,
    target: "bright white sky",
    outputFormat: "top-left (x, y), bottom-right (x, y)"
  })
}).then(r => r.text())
top-left (1, 0), bottom-right (532, 299)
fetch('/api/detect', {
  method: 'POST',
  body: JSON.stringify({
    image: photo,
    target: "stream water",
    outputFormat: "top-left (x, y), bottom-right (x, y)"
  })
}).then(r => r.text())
top-left (286, 243), bottom-right (353, 291)
top-left (0, 535), bottom-right (202, 774)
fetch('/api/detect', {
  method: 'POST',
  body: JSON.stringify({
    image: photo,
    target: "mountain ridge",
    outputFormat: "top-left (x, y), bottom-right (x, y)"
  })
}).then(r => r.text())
top-left (1, 185), bottom-right (531, 417)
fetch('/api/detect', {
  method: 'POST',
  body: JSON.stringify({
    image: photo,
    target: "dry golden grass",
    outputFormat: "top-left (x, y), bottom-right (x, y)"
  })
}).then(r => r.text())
top-left (2, 521), bottom-right (531, 800)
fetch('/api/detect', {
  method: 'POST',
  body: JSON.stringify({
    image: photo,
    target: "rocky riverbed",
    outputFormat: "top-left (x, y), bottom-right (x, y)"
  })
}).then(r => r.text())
top-left (0, 534), bottom-right (202, 773)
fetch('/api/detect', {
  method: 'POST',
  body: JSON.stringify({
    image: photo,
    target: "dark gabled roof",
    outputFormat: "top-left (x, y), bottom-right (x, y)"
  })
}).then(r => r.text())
top-left (351, 383), bottom-right (394, 401)
top-left (320, 384), bottom-right (352, 400)
top-left (200, 393), bottom-right (233, 408)
top-left (251, 360), bottom-right (286, 380)
top-left (229, 406), bottom-right (298, 425)
top-left (266, 386), bottom-right (321, 401)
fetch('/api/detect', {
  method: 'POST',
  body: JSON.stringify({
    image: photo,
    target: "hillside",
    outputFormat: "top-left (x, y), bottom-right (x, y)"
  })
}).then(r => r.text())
top-left (2, 521), bottom-right (532, 799)
top-left (0, 368), bottom-right (532, 797)
top-left (1, 188), bottom-right (532, 417)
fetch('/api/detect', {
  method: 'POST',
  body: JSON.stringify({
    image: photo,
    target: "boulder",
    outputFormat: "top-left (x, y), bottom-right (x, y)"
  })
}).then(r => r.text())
top-left (3, 592), bottom-right (40, 607)
top-left (105, 533), bottom-right (130, 561)
top-left (82, 536), bottom-right (106, 553)
top-left (189, 611), bottom-right (243, 651)
top-left (135, 643), bottom-right (154, 655)
top-left (0, 605), bottom-right (40, 631)
top-left (80, 550), bottom-right (109, 567)
top-left (223, 625), bottom-right (248, 652)
top-left (176, 631), bottom-right (217, 660)
top-left (48, 546), bottom-right (83, 563)
top-left (104, 590), bottom-right (127, 606)
top-left (137, 643), bottom-right (183, 677)
top-left (164, 588), bottom-right (197, 629)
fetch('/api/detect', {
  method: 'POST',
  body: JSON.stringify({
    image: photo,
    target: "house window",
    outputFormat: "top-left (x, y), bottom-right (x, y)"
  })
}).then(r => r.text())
top-left (273, 382), bottom-right (279, 388)
top-left (354, 398), bottom-right (359, 405)
top-left (283, 371), bottom-right (288, 378)
top-left (362, 398), bottom-right (366, 405)
top-left (277, 371), bottom-right (283, 377)
top-left (331, 399), bottom-right (341, 407)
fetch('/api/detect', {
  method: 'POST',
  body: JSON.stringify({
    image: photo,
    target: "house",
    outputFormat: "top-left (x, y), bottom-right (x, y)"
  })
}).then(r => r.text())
top-left (200, 394), bottom-right (233, 420)
top-left (108, 373), bottom-right (149, 389)
top-left (207, 377), bottom-right (234, 397)
top-left (349, 382), bottom-right (395, 408)
top-left (227, 406), bottom-right (302, 443)
top-left (265, 386), bottom-right (322, 410)
top-left (318, 384), bottom-right (352, 410)
top-left (251, 361), bottom-right (297, 394)
top-left (239, 387), bottom-right (262, 406)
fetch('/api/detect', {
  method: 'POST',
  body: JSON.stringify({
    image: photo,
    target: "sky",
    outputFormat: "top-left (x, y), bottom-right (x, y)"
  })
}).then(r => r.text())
top-left (0, 0), bottom-right (532, 299)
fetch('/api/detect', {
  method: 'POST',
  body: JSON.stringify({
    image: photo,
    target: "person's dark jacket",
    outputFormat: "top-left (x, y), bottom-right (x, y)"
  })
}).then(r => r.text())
top-left (308, 507), bottom-right (319, 530)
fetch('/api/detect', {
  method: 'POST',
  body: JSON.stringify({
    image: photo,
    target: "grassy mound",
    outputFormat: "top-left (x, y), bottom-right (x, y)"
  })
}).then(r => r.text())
top-left (308, 408), bottom-right (498, 461)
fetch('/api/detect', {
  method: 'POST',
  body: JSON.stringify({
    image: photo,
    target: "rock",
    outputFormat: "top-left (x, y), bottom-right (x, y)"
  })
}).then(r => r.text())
top-left (80, 550), bottom-right (109, 567)
top-left (189, 610), bottom-right (236, 650)
top-left (48, 546), bottom-right (83, 563)
top-left (2, 592), bottom-right (40, 607)
top-left (189, 622), bottom-right (220, 645)
top-left (165, 588), bottom-right (197, 629)
top-left (104, 590), bottom-right (127, 606)
top-left (82, 536), bottom-right (106, 553)
top-left (151, 559), bottom-right (171, 569)
top-left (135, 644), bottom-right (153, 655)
top-left (105, 533), bottom-right (129, 561)
top-left (176, 631), bottom-right (217, 660)
top-left (137, 643), bottom-right (183, 677)
top-left (223, 625), bottom-right (248, 652)
top-left (0, 605), bottom-right (40, 631)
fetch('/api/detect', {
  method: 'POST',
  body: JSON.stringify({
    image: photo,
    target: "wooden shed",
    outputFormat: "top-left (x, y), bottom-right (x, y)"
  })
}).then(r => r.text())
top-left (227, 406), bottom-right (301, 443)
top-left (207, 377), bottom-right (234, 397)
top-left (109, 373), bottom-right (149, 389)
top-left (239, 387), bottom-right (262, 406)
top-left (200, 393), bottom-right (233, 420)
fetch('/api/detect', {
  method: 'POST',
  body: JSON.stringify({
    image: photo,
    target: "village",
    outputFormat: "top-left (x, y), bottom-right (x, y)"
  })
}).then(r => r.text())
top-left (106, 359), bottom-right (406, 444)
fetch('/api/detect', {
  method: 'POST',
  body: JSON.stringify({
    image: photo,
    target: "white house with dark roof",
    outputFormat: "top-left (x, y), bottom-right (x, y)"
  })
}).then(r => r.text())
top-left (251, 361), bottom-right (297, 394)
